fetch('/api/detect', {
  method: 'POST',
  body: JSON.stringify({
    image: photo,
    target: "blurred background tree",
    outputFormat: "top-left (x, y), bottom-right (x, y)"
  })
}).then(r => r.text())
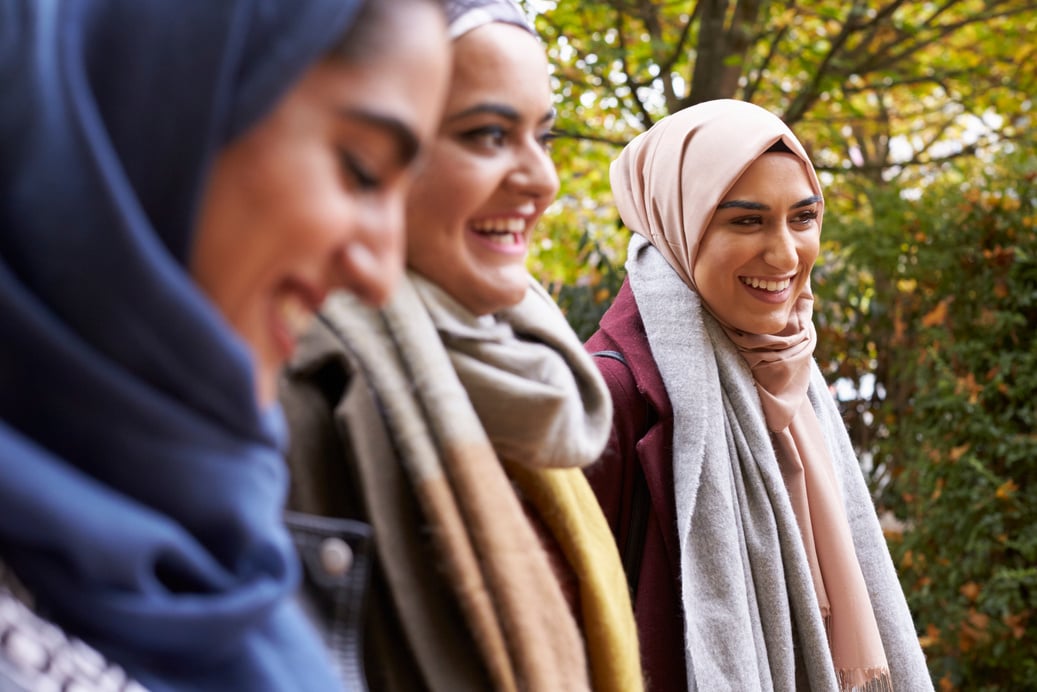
top-left (521, 1), bottom-right (1037, 687)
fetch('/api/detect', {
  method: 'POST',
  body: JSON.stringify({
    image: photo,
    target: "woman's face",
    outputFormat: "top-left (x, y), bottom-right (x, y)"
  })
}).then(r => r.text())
top-left (190, 4), bottom-right (450, 405)
top-left (693, 152), bottom-right (822, 335)
top-left (405, 23), bottom-right (559, 316)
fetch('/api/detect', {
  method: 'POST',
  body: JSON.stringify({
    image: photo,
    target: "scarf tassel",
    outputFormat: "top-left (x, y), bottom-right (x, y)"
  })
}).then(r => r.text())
top-left (837, 667), bottom-right (894, 692)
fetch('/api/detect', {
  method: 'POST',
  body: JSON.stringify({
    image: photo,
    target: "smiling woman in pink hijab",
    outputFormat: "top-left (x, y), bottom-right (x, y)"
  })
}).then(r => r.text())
top-left (585, 100), bottom-right (933, 691)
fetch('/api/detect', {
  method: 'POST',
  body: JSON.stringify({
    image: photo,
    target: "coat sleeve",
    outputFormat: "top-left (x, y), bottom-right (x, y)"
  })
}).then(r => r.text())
top-left (583, 339), bottom-right (650, 559)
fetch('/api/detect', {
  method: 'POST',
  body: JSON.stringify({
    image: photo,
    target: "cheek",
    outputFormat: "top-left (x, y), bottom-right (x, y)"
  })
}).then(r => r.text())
top-left (418, 150), bottom-right (492, 219)
top-left (264, 189), bottom-right (349, 258)
top-left (798, 233), bottom-right (821, 267)
top-left (406, 175), bottom-right (450, 231)
top-left (406, 166), bottom-right (483, 254)
top-left (693, 234), bottom-right (738, 283)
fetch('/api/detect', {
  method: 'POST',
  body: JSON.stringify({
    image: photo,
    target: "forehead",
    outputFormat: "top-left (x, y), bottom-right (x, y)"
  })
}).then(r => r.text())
top-left (447, 24), bottom-right (550, 108)
top-left (723, 153), bottom-right (817, 199)
top-left (314, 21), bottom-right (449, 142)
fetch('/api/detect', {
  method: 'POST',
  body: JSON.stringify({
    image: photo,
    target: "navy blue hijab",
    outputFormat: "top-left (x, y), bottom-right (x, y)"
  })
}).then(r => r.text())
top-left (0, 1), bottom-right (363, 689)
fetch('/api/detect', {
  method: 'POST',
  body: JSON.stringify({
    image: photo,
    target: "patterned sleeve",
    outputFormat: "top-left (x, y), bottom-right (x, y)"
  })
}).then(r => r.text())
top-left (0, 568), bottom-right (147, 692)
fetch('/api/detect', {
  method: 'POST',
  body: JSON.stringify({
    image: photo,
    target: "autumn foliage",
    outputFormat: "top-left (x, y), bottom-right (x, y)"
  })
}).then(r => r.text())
top-left (813, 151), bottom-right (1037, 689)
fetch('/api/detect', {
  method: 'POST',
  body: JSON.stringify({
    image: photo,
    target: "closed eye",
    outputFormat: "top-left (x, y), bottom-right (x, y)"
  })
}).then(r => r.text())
top-left (338, 149), bottom-right (381, 191)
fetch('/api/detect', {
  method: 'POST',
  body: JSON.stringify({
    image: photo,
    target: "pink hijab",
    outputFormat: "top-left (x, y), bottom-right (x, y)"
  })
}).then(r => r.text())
top-left (612, 100), bottom-right (892, 690)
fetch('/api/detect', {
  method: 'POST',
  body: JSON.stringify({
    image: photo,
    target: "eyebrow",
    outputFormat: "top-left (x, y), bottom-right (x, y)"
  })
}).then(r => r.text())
top-left (717, 194), bottom-right (823, 211)
top-left (445, 102), bottom-right (556, 126)
top-left (338, 107), bottom-right (420, 166)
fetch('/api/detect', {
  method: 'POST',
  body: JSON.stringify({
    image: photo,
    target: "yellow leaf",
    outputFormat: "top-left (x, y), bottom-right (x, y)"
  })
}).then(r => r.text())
top-left (896, 278), bottom-right (917, 294)
top-left (948, 444), bottom-right (970, 461)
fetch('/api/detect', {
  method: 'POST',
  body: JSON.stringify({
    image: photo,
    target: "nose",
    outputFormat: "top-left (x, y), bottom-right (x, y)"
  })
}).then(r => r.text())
top-left (505, 139), bottom-right (559, 201)
top-left (764, 223), bottom-right (799, 272)
top-left (336, 195), bottom-right (405, 307)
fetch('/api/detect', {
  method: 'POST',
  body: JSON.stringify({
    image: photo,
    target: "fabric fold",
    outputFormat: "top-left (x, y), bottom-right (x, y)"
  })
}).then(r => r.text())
top-left (315, 273), bottom-right (608, 691)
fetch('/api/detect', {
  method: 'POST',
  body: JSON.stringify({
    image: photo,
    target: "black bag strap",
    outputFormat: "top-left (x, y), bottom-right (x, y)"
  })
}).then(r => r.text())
top-left (591, 350), bottom-right (650, 602)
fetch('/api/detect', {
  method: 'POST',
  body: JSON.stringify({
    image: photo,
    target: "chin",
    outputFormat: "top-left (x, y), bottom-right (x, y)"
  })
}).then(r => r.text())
top-left (470, 287), bottom-right (525, 315)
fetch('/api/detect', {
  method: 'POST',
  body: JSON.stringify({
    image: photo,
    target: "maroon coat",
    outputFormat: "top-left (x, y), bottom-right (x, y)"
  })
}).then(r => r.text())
top-left (584, 278), bottom-right (687, 692)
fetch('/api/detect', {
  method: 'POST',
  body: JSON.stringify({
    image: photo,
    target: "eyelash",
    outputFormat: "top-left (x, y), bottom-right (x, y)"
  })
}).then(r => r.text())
top-left (338, 149), bottom-right (381, 191)
top-left (793, 209), bottom-right (819, 225)
top-left (463, 125), bottom-right (507, 148)
top-left (461, 126), bottom-right (556, 151)
top-left (732, 209), bottom-right (818, 227)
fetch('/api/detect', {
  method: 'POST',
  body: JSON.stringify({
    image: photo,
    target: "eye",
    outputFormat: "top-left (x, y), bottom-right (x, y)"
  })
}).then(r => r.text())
top-left (791, 208), bottom-right (819, 227)
top-left (537, 130), bottom-right (557, 151)
top-left (731, 215), bottom-right (763, 227)
top-left (338, 149), bottom-right (381, 191)
top-left (462, 125), bottom-right (507, 148)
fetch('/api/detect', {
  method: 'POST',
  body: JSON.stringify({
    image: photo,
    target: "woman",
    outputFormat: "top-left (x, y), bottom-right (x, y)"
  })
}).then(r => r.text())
top-left (0, 1), bottom-right (449, 690)
top-left (585, 100), bottom-right (933, 691)
top-left (280, 1), bottom-right (642, 690)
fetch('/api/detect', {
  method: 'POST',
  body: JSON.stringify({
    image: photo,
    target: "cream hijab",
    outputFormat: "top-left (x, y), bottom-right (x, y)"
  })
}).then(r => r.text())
top-left (612, 100), bottom-right (891, 689)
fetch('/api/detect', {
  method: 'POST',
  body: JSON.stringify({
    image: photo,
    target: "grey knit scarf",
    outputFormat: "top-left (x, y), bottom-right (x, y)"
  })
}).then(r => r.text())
top-left (626, 235), bottom-right (933, 691)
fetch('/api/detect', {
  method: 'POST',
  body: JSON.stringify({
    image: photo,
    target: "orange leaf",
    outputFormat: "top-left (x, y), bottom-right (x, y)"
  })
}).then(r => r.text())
top-left (955, 373), bottom-right (982, 404)
top-left (959, 609), bottom-right (991, 651)
top-left (995, 479), bottom-right (1019, 500)
top-left (960, 581), bottom-right (981, 602)
top-left (918, 622), bottom-right (940, 649)
top-left (893, 311), bottom-right (906, 345)
top-left (921, 298), bottom-right (950, 328)
top-left (1003, 612), bottom-right (1028, 639)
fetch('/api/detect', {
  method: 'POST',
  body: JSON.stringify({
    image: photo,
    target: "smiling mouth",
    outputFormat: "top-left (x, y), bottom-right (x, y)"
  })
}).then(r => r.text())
top-left (470, 217), bottom-right (527, 246)
top-left (740, 276), bottom-right (792, 292)
top-left (274, 293), bottom-right (316, 348)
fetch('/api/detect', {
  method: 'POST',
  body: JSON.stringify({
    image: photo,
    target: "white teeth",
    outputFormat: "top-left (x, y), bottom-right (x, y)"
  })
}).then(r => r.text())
top-left (741, 277), bottom-right (791, 292)
top-left (471, 217), bottom-right (526, 233)
top-left (483, 233), bottom-right (519, 246)
top-left (277, 295), bottom-right (314, 337)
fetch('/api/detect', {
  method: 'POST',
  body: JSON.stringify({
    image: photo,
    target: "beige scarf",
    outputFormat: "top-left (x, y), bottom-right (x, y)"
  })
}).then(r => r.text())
top-left (612, 99), bottom-right (892, 690)
top-left (313, 272), bottom-right (640, 691)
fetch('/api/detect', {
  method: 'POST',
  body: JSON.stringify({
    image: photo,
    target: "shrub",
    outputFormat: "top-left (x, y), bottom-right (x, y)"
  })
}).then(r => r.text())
top-left (816, 149), bottom-right (1037, 689)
